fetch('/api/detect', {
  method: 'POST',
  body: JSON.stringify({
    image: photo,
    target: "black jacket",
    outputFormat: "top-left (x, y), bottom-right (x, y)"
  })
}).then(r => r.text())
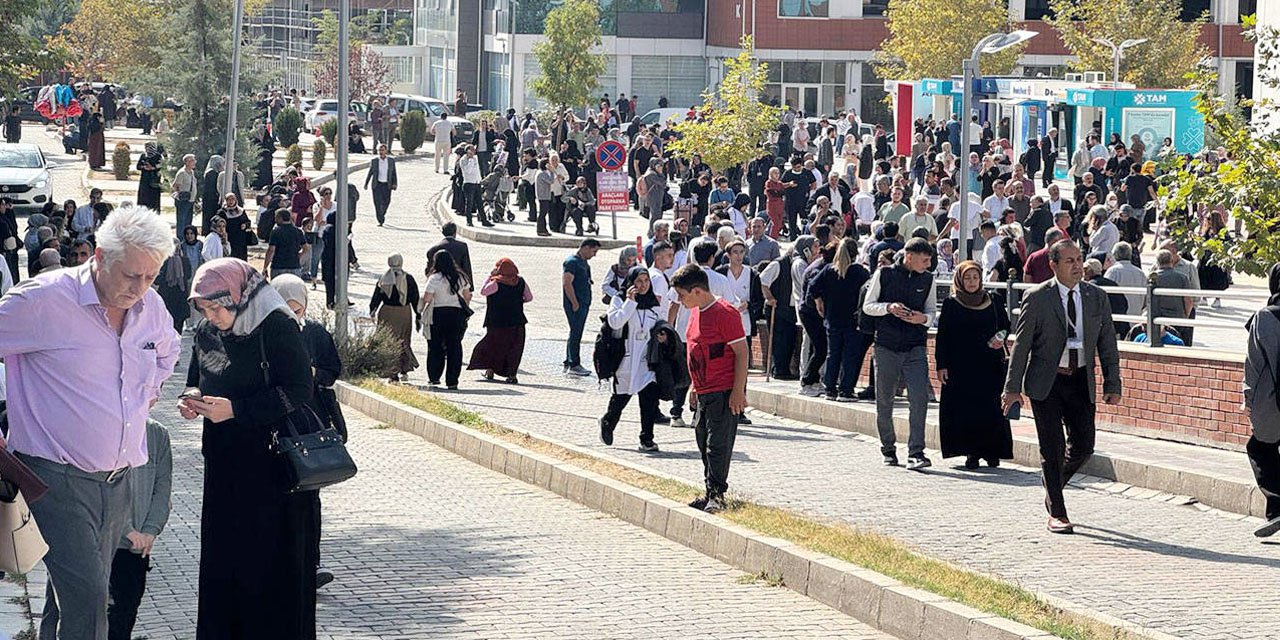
top-left (646, 321), bottom-right (690, 401)
top-left (427, 236), bottom-right (474, 287)
top-left (364, 156), bottom-right (398, 190)
top-left (808, 182), bottom-right (852, 216)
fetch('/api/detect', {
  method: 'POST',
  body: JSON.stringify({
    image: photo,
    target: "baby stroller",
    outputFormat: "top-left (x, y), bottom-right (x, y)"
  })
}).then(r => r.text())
top-left (480, 167), bottom-right (510, 224)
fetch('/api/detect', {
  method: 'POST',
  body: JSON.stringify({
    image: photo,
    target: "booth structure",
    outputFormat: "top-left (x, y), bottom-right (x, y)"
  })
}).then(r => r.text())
top-left (889, 77), bottom-right (1206, 180)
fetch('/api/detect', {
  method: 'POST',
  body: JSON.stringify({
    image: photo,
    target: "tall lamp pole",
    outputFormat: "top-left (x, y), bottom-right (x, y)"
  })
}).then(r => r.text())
top-left (1091, 37), bottom-right (1148, 88)
top-left (222, 0), bottom-right (245, 198)
top-left (334, 0), bottom-right (352, 342)
top-left (956, 30), bottom-right (1037, 262)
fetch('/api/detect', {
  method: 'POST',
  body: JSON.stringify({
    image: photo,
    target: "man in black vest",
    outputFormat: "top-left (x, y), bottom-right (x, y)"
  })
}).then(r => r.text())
top-left (861, 238), bottom-right (937, 470)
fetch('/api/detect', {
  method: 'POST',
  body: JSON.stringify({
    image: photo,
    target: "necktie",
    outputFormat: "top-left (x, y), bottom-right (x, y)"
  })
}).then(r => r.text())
top-left (1067, 289), bottom-right (1080, 369)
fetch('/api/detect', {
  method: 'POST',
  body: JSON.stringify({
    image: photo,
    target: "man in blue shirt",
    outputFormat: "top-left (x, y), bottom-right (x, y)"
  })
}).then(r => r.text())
top-left (562, 238), bottom-right (601, 376)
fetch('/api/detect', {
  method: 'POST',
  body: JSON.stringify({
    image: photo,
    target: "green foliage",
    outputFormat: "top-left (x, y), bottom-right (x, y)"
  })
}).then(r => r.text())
top-left (133, 0), bottom-right (260, 182)
top-left (0, 0), bottom-right (68, 98)
top-left (530, 0), bottom-right (607, 109)
top-left (667, 37), bottom-right (779, 172)
top-left (285, 143), bottom-right (302, 168)
top-left (465, 110), bottom-right (498, 128)
top-left (111, 142), bottom-right (131, 180)
top-left (320, 118), bottom-right (339, 146)
top-left (312, 138), bottom-right (327, 171)
top-left (336, 325), bottom-right (401, 378)
top-left (399, 111), bottom-right (426, 153)
top-left (273, 107), bottom-right (304, 148)
top-left (1161, 21), bottom-right (1280, 278)
top-left (1045, 0), bottom-right (1208, 89)
top-left (875, 0), bottom-right (1022, 81)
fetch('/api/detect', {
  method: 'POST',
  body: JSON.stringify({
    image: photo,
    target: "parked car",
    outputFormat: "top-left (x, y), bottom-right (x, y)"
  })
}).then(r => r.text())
top-left (0, 87), bottom-right (49, 124)
top-left (0, 144), bottom-right (52, 211)
top-left (305, 99), bottom-right (359, 131)
top-left (639, 108), bottom-right (687, 128)
top-left (385, 94), bottom-right (474, 141)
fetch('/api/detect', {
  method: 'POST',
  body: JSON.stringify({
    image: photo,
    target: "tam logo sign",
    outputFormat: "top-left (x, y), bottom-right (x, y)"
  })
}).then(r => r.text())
top-left (1132, 93), bottom-right (1168, 105)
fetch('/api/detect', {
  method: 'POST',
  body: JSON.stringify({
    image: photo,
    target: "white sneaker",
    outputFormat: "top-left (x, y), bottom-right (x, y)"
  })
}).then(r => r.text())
top-left (799, 384), bottom-right (823, 397)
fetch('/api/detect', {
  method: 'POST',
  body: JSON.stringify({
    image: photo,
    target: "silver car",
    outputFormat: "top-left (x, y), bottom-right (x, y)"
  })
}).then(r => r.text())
top-left (0, 144), bottom-right (52, 211)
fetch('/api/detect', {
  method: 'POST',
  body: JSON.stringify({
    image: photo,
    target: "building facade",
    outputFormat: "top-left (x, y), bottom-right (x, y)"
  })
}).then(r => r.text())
top-left (343, 0), bottom-right (1258, 125)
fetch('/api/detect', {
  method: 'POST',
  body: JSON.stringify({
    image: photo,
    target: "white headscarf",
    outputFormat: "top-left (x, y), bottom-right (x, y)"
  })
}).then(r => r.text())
top-left (378, 253), bottom-right (408, 304)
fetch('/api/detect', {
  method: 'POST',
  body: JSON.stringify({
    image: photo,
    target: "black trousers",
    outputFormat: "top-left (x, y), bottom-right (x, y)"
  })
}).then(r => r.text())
top-left (372, 183), bottom-right (392, 224)
top-left (427, 308), bottom-right (465, 386)
top-left (1029, 369), bottom-right (1096, 520)
top-left (694, 390), bottom-right (739, 499)
top-left (770, 305), bottom-right (798, 378)
top-left (549, 197), bottom-right (566, 233)
top-left (799, 308), bottom-right (827, 386)
top-left (462, 183), bottom-right (484, 224)
top-left (603, 382), bottom-right (660, 445)
top-left (1041, 155), bottom-right (1057, 186)
top-left (107, 549), bottom-right (150, 640)
top-left (522, 184), bottom-right (538, 221)
top-left (537, 199), bottom-right (552, 234)
top-left (750, 189), bottom-right (766, 217)
top-left (1247, 436), bottom-right (1280, 520)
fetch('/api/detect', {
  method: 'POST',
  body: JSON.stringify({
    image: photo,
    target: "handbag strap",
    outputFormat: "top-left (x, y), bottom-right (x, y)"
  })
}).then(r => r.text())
top-left (257, 332), bottom-right (304, 441)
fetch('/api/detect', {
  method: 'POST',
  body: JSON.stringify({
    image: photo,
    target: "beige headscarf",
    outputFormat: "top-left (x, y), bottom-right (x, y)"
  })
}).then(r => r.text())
top-left (378, 254), bottom-right (408, 304)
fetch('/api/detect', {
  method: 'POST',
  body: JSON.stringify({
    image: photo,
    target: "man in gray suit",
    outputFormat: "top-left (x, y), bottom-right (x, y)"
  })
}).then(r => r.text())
top-left (1003, 240), bottom-right (1122, 534)
top-left (364, 143), bottom-right (398, 226)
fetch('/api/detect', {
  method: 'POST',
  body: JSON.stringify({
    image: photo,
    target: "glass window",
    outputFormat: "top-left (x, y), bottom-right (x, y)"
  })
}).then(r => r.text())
top-left (822, 62), bottom-right (845, 84)
top-left (863, 0), bottom-right (888, 17)
top-left (632, 56), bottom-right (705, 111)
top-left (778, 0), bottom-right (828, 18)
top-left (783, 61), bottom-right (821, 84)
top-left (859, 63), bottom-right (891, 127)
top-left (1179, 0), bottom-right (1210, 21)
top-left (1025, 0), bottom-right (1052, 20)
top-left (765, 61), bottom-right (782, 83)
top-left (1240, 0), bottom-right (1257, 21)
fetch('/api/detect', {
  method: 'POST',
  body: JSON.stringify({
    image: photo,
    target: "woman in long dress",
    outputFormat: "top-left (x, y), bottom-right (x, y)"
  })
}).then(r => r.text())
top-left (135, 142), bottom-right (163, 211)
top-left (86, 113), bottom-right (106, 169)
top-left (369, 253), bottom-right (420, 383)
top-left (935, 260), bottom-right (1013, 468)
top-left (179, 258), bottom-right (318, 638)
top-left (468, 258), bottom-right (531, 383)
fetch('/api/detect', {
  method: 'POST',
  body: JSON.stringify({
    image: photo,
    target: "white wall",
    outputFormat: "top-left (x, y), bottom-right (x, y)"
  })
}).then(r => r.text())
top-left (1256, 0), bottom-right (1280, 131)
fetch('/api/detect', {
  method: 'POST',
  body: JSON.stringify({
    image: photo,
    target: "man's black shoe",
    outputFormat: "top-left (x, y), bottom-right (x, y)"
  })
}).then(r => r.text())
top-left (316, 570), bottom-right (334, 589)
top-left (653, 414), bottom-right (670, 425)
top-left (687, 496), bottom-right (709, 510)
top-left (737, 414), bottom-right (752, 425)
top-left (856, 388), bottom-right (875, 400)
top-left (599, 417), bottom-right (614, 446)
top-left (882, 454), bottom-right (899, 466)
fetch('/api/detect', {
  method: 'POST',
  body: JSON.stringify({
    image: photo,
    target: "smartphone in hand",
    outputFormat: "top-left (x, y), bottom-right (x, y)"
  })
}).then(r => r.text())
top-left (1004, 400), bottom-right (1021, 420)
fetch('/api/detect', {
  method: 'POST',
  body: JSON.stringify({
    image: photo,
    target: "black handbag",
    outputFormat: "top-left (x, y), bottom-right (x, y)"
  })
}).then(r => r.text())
top-left (258, 334), bottom-right (357, 493)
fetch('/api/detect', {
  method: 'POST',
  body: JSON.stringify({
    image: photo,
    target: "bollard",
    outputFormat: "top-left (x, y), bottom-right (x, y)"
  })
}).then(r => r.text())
top-left (1005, 268), bottom-right (1017, 320)
top-left (1146, 271), bottom-right (1161, 348)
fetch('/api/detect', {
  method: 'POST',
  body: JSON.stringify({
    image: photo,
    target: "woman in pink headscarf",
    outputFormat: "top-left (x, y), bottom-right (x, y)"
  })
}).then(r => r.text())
top-left (178, 257), bottom-right (319, 637)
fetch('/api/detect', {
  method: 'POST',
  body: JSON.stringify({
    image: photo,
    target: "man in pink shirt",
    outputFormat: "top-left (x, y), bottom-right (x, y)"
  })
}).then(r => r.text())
top-left (0, 204), bottom-right (179, 639)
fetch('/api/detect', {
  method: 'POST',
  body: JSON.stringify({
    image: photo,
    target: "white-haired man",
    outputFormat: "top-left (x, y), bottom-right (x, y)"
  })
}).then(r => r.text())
top-left (0, 204), bottom-right (181, 639)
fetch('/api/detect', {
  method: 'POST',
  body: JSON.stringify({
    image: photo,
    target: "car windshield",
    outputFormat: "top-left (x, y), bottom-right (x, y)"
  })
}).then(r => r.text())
top-left (426, 102), bottom-right (447, 117)
top-left (0, 149), bottom-right (41, 169)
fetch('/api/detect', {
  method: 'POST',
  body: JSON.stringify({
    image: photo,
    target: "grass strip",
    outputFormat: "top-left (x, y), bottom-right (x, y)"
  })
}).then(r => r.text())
top-left (359, 379), bottom-right (1143, 640)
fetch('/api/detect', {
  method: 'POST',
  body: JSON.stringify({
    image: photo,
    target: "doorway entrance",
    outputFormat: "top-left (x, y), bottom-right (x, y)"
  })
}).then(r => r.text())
top-left (783, 84), bottom-right (820, 117)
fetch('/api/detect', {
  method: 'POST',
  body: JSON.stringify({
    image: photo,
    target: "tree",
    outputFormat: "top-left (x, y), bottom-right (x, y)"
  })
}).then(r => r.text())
top-left (51, 0), bottom-right (164, 81)
top-left (1161, 17), bottom-right (1280, 277)
top-left (399, 111), bottom-right (427, 154)
top-left (0, 0), bottom-right (67, 98)
top-left (311, 10), bottom-right (392, 100)
top-left (22, 0), bottom-right (79, 42)
top-left (1046, 0), bottom-right (1208, 89)
top-left (132, 0), bottom-right (260, 178)
top-left (530, 0), bottom-right (607, 109)
top-left (666, 37), bottom-right (780, 172)
top-left (874, 0), bottom-right (1023, 81)
top-left (313, 45), bottom-right (392, 101)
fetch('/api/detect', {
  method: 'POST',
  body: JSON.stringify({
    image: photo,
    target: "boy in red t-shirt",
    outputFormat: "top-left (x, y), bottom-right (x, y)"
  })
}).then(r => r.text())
top-left (670, 264), bottom-right (748, 513)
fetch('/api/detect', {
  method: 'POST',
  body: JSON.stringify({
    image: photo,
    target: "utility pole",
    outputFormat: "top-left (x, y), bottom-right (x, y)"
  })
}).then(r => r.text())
top-left (334, 0), bottom-right (352, 342)
top-left (222, 0), bottom-right (245, 197)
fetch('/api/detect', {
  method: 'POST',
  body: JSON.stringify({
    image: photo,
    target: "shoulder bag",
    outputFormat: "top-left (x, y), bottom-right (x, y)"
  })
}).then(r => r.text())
top-left (258, 333), bottom-right (358, 493)
top-left (0, 477), bottom-right (47, 574)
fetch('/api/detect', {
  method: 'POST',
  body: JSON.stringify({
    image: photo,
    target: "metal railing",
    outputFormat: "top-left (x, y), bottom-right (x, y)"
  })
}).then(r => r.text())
top-left (930, 274), bottom-right (1266, 351)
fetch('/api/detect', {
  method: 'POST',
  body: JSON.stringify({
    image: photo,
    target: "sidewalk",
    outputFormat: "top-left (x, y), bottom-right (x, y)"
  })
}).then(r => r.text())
top-left (432, 185), bottom-right (645, 250)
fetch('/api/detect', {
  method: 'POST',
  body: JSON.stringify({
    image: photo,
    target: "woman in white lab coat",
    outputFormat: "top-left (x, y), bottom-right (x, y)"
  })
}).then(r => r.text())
top-left (598, 266), bottom-right (663, 453)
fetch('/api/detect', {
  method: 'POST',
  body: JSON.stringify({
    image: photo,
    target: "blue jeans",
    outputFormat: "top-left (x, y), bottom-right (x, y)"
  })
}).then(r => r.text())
top-left (824, 325), bottom-right (869, 396)
top-left (564, 301), bottom-right (589, 367)
top-left (309, 235), bottom-right (325, 280)
top-left (175, 199), bottom-right (194, 236)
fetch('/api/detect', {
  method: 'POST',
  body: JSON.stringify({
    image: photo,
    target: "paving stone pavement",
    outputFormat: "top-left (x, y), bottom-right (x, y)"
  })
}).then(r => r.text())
top-left (315, 157), bottom-right (1280, 640)
top-left (119, 370), bottom-right (891, 639)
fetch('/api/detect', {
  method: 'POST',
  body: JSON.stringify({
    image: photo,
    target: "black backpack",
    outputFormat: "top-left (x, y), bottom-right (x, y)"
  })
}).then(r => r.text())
top-left (592, 316), bottom-right (628, 380)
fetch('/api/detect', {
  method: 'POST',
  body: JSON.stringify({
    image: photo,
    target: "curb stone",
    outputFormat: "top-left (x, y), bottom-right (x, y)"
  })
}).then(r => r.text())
top-left (338, 382), bottom-right (1186, 640)
top-left (747, 385), bottom-right (1262, 518)
top-left (430, 189), bottom-right (633, 250)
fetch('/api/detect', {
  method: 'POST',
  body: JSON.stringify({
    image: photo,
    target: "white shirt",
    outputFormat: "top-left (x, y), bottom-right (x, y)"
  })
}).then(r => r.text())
top-left (982, 236), bottom-right (1002, 278)
top-left (948, 194), bottom-right (982, 241)
top-left (968, 121), bottom-right (983, 144)
top-left (1090, 143), bottom-right (1109, 160)
top-left (723, 264), bottom-right (753, 335)
top-left (1055, 281), bottom-right (1085, 369)
top-left (852, 191), bottom-right (876, 224)
top-left (1048, 197), bottom-right (1064, 215)
top-left (982, 194), bottom-right (1008, 222)
top-left (827, 186), bottom-right (844, 214)
top-left (460, 155), bottom-right (482, 184)
top-left (648, 266), bottom-right (672, 319)
top-left (432, 119), bottom-right (454, 144)
top-left (202, 234), bottom-right (227, 261)
top-left (72, 204), bottom-right (97, 235)
top-left (377, 157), bottom-right (390, 182)
top-left (726, 207), bottom-right (748, 237)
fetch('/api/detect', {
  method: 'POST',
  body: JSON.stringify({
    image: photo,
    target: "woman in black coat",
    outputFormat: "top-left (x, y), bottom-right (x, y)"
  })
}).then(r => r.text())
top-left (935, 260), bottom-right (1013, 468)
top-left (202, 155), bottom-right (225, 233)
top-left (180, 258), bottom-right (318, 638)
top-left (135, 142), bottom-right (163, 211)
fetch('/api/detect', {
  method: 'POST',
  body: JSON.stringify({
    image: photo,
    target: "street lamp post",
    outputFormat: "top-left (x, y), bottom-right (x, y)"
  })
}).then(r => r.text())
top-left (334, 0), bottom-right (352, 342)
top-left (955, 30), bottom-right (1038, 263)
top-left (1091, 37), bottom-right (1148, 89)
top-left (222, 0), bottom-right (245, 198)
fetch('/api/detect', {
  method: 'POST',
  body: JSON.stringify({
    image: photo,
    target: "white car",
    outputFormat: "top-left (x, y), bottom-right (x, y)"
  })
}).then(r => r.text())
top-left (639, 108), bottom-right (687, 128)
top-left (305, 99), bottom-right (358, 131)
top-left (0, 144), bottom-right (52, 211)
